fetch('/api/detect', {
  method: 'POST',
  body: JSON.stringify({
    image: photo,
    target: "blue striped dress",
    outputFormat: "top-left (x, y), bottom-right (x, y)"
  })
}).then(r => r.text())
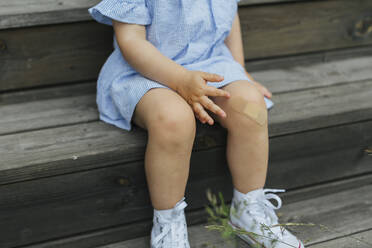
top-left (88, 0), bottom-right (274, 131)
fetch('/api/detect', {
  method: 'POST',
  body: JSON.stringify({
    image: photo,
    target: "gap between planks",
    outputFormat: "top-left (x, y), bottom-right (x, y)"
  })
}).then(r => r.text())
top-left (1, 54), bottom-right (372, 136)
top-left (0, 0), bottom-right (306, 29)
top-left (96, 182), bottom-right (372, 247)
top-left (20, 173), bottom-right (372, 248)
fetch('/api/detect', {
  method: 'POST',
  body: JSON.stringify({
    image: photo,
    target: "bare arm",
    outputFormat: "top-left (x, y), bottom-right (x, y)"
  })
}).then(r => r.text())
top-left (224, 12), bottom-right (272, 98)
top-left (224, 12), bottom-right (254, 81)
top-left (112, 20), bottom-right (231, 125)
top-left (112, 21), bottom-right (189, 92)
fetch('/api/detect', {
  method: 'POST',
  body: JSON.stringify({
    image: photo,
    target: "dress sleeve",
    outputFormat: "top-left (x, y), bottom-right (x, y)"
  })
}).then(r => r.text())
top-left (88, 0), bottom-right (152, 26)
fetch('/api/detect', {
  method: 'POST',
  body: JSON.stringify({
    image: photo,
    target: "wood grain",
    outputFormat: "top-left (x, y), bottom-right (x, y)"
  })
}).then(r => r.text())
top-left (0, 94), bottom-right (98, 135)
top-left (0, 81), bottom-right (96, 105)
top-left (0, 1), bottom-right (371, 247)
top-left (1, 78), bottom-right (372, 183)
top-left (96, 184), bottom-right (372, 247)
top-left (239, 0), bottom-right (372, 59)
top-left (310, 229), bottom-right (372, 248)
top-left (0, 22), bottom-right (113, 91)
top-left (253, 54), bottom-right (372, 93)
top-left (0, 0), bottom-right (98, 29)
top-left (23, 174), bottom-right (372, 248)
top-left (269, 79), bottom-right (372, 135)
top-left (1, 121), bottom-right (372, 247)
top-left (0, 0), bottom-right (305, 29)
top-left (1, 0), bottom-right (372, 91)
top-left (1, 54), bottom-right (372, 135)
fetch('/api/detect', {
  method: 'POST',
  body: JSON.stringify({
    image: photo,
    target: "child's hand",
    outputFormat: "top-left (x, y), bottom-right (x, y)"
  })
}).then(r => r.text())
top-left (176, 70), bottom-right (231, 125)
top-left (250, 80), bottom-right (272, 99)
top-left (244, 71), bottom-right (272, 99)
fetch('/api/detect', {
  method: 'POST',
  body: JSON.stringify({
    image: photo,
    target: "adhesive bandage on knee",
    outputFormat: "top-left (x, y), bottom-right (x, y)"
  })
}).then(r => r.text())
top-left (229, 96), bottom-right (267, 126)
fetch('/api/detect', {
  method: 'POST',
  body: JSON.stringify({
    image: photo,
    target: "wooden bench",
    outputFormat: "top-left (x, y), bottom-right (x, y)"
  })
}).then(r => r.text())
top-left (1, 0), bottom-right (372, 247)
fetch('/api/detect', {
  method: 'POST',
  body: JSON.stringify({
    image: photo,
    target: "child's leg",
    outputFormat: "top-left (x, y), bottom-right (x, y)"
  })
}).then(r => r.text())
top-left (209, 80), bottom-right (268, 194)
top-left (210, 82), bottom-right (306, 248)
top-left (132, 88), bottom-right (196, 210)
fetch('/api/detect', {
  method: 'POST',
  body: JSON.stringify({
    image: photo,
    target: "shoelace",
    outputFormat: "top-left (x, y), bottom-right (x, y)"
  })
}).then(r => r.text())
top-left (244, 188), bottom-right (286, 239)
top-left (151, 197), bottom-right (188, 247)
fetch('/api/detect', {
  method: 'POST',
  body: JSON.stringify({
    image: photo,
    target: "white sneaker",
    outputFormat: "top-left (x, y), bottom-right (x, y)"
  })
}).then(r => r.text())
top-left (228, 188), bottom-right (305, 248)
top-left (150, 197), bottom-right (190, 248)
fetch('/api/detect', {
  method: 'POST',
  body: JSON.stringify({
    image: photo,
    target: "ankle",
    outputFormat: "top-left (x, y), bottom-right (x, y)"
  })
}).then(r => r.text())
top-left (232, 187), bottom-right (264, 202)
top-left (153, 196), bottom-right (187, 221)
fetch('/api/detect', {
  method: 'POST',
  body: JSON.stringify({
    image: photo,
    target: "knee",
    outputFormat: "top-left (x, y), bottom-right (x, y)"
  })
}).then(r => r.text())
top-left (148, 103), bottom-right (196, 149)
top-left (238, 83), bottom-right (266, 106)
top-left (224, 84), bottom-right (267, 130)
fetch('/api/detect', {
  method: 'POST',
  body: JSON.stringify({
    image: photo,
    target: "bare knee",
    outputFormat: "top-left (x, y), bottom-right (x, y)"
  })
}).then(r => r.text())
top-left (147, 102), bottom-right (196, 150)
top-left (224, 84), bottom-right (267, 130)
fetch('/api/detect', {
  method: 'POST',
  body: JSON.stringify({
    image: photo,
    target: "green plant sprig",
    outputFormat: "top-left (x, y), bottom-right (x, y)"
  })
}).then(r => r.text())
top-left (204, 189), bottom-right (372, 248)
top-left (204, 188), bottom-right (316, 248)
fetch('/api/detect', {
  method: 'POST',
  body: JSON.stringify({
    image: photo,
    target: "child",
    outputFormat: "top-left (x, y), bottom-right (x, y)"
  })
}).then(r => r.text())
top-left (88, 0), bottom-right (304, 247)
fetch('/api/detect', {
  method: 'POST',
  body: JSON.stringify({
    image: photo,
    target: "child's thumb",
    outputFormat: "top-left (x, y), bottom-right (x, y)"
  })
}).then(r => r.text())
top-left (201, 72), bottom-right (224, 82)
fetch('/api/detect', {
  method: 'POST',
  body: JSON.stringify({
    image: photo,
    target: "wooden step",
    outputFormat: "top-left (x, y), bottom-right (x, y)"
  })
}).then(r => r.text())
top-left (99, 182), bottom-right (372, 247)
top-left (1, 53), bottom-right (372, 136)
top-left (1, 54), bottom-right (372, 247)
top-left (1, 65), bottom-right (372, 183)
top-left (1, 0), bottom-right (372, 91)
top-left (23, 174), bottom-right (372, 248)
top-left (310, 230), bottom-right (372, 248)
top-left (0, 0), bottom-right (318, 30)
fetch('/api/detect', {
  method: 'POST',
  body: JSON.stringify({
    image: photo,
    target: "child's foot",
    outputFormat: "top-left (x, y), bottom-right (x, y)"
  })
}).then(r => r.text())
top-left (228, 188), bottom-right (305, 248)
top-left (150, 197), bottom-right (190, 248)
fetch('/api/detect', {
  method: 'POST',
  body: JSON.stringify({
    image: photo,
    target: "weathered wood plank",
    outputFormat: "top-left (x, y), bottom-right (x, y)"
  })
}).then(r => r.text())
top-left (240, 0), bottom-right (372, 59)
top-left (279, 185), bottom-right (372, 246)
top-left (1, 79), bottom-right (372, 184)
top-left (0, 22), bottom-right (113, 92)
top-left (1, 120), bottom-right (371, 247)
top-left (269, 79), bottom-right (372, 135)
top-left (239, 0), bottom-right (303, 5)
top-left (246, 45), bottom-right (372, 72)
top-left (0, 0), bottom-right (97, 30)
top-left (2, 0), bottom-right (372, 91)
top-left (0, 0), bottom-right (304, 30)
top-left (0, 158), bottom-right (229, 247)
top-left (310, 229), bottom-right (372, 248)
top-left (253, 55), bottom-right (372, 93)
top-left (96, 184), bottom-right (372, 247)
top-left (0, 82), bottom-right (96, 105)
top-left (1, 54), bottom-right (372, 135)
top-left (282, 173), bottom-right (372, 205)
top-left (0, 94), bottom-right (98, 135)
top-left (18, 174), bottom-right (372, 248)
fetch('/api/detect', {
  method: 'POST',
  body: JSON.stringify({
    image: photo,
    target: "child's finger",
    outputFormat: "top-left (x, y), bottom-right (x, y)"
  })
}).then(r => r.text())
top-left (252, 80), bottom-right (272, 98)
top-left (261, 88), bottom-right (272, 99)
top-left (194, 112), bottom-right (205, 124)
top-left (200, 96), bottom-right (226, 118)
top-left (264, 88), bottom-right (273, 98)
top-left (200, 71), bottom-right (224, 82)
top-left (193, 102), bottom-right (214, 125)
top-left (257, 84), bottom-right (272, 98)
top-left (204, 85), bottom-right (230, 98)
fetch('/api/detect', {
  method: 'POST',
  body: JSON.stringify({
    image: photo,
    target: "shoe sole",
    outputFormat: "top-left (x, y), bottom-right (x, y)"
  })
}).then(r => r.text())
top-left (228, 220), bottom-right (303, 248)
top-left (228, 220), bottom-right (267, 248)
